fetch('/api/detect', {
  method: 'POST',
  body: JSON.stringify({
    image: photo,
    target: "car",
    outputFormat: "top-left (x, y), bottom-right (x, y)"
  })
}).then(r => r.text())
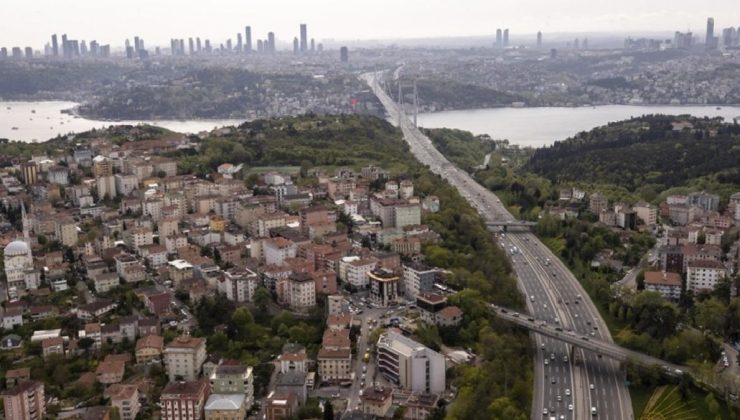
top-left (550, 353), bottom-right (555, 360)
top-left (590, 384), bottom-right (595, 390)
top-left (551, 377), bottom-right (557, 384)
top-left (530, 295), bottom-right (535, 302)
top-left (543, 408), bottom-right (548, 415)
top-left (359, 390), bottom-right (364, 396)
top-left (541, 343), bottom-right (546, 349)
top-left (563, 356), bottom-right (569, 363)
top-left (591, 407), bottom-right (597, 416)
top-left (574, 313), bottom-right (579, 318)
top-left (544, 359), bottom-right (549, 366)
top-left (565, 389), bottom-right (571, 396)
top-left (556, 395), bottom-right (562, 402)
top-left (590, 332), bottom-right (596, 337)
top-left (568, 404), bottom-right (573, 411)
top-left (362, 365), bottom-right (367, 373)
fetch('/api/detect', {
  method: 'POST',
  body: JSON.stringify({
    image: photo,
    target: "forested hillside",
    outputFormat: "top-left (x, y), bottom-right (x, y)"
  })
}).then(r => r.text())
top-left (526, 115), bottom-right (740, 198)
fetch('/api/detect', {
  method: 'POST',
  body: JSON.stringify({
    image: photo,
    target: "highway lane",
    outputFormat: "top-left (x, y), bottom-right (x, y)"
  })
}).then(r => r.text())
top-left (362, 70), bottom-right (632, 419)
top-left (509, 232), bottom-right (632, 420)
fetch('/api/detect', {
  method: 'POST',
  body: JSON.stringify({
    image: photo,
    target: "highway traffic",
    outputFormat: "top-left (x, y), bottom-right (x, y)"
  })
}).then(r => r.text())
top-left (363, 70), bottom-right (634, 419)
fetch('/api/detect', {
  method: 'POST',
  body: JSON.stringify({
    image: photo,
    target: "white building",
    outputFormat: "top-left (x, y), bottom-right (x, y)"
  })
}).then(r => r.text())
top-left (687, 260), bottom-right (727, 293)
top-left (164, 336), bottom-right (207, 381)
top-left (287, 272), bottom-right (317, 310)
top-left (219, 268), bottom-right (260, 303)
top-left (4, 240), bottom-right (34, 295)
top-left (644, 271), bottom-right (682, 300)
top-left (376, 331), bottom-right (445, 394)
top-left (346, 258), bottom-right (377, 288)
top-left (264, 238), bottom-right (296, 265)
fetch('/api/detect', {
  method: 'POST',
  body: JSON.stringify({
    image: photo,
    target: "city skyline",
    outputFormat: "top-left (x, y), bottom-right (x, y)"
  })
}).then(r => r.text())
top-left (3, 0), bottom-right (740, 48)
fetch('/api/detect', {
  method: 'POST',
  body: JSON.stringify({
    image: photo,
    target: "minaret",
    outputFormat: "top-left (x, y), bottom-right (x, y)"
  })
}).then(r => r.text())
top-left (21, 202), bottom-right (31, 260)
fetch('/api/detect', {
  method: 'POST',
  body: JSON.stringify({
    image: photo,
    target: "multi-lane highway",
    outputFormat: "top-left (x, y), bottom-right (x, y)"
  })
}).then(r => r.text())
top-left (362, 70), bottom-right (633, 419)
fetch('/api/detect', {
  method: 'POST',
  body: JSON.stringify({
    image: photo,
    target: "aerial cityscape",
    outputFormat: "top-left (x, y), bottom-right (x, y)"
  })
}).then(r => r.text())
top-left (0, 1), bottom-right (739, 420)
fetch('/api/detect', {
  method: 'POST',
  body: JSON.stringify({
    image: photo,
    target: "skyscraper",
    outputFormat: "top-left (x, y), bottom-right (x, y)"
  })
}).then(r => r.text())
top-left (134, 36), bottom-right (141, 52)
top-left (537, 31), bottom-right (542, 48)
top-left (293, 37), bottom-right (299, 54)
top-left (245, 26), bottom-right (252, 53)
top-left (495, 29), bottom-right (502, 48)
top-left (311, 38), bottom-right (315, 52)
top-left (51, 34), bottom-right (59, 57)
top-left (237, 33), bottom-right (243, 52)
top-left (300, 24), bottom-right (308, 53)
top-left (340, 46), bottom-right (348, 63)
top-left (706, 17), bottom-right (715, 49)
top-left (267, 32), bottom-right (275, 53)
top-left (503, 29), bottom-right (509, 47)
top-left (189, 38), bottom-right (195, 55)
top-left (196, 38), bottom-right (202, 53)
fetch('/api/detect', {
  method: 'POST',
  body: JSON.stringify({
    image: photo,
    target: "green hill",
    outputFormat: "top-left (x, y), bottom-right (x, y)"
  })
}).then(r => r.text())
top-left (525, 115), bottom-right (740, 199)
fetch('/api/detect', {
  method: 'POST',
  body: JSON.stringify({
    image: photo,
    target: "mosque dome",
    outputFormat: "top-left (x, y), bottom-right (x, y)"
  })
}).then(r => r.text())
top-left (4, 240), bottom-right (29, 257)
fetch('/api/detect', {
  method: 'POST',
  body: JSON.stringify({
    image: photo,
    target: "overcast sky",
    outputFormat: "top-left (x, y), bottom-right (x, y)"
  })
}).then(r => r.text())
top-left (4, 0), bottom-right (739, 48)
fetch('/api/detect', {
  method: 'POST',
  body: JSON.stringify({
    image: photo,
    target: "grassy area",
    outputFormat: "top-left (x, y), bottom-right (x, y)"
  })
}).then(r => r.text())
top-left (630, 385), bottom-right (653, 418)
top-left (634, 384), bottom-right (736, 420)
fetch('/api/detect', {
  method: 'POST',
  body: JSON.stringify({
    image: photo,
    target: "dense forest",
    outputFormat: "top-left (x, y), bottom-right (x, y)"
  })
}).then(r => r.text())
top-left (526, 115), bottom-right (740, 199)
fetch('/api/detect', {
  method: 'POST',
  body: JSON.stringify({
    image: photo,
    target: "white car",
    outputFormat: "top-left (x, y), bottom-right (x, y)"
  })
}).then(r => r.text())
top-left (568, 404), bottom-right (573, 411)
top-left (590, 383), bottom-right (595, 390)
top-left (565, 389), bottom-right (571, 396)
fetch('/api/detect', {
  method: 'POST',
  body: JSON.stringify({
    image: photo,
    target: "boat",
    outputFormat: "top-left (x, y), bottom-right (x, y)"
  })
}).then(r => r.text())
top-left (31, 109), bottom-right (36, 114)
top-left (11, 127), bottom-right (19, 130)
top-left (716, 106), bottom-right (722, 110)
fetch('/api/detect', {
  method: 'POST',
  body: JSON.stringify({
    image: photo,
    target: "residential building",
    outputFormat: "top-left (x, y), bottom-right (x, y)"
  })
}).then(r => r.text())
top-left (107, 384), bottom-right (140, 420)
top-left (96, 360), bottom-right (125, 385)
top-left (219, 267), bottom-right (259, 303)
top-left (55, 217), bottom-right (79, 247)
top-left (1, 381), bottom-right (45, 420)
top-left (209, 361), bottom-right (254, 407)
top-left (264, 238), bottom-right (297, 265)
top-left (402, 263), bottom-right (437, 300)
top-left (204, 394), bottom-right (247, 420)
top-left (633, 201), bottom-right (658, 226)
top-left (346, 258), bottom-right (377, 288)
top-left (41, 337), bottom-right (64, 359)
top-left (376, 331), bottom-right (445, 394)
top-left (92, 272), bottom-right (119, 293)
top-left (287, 272), bottom-right (317, 311)
top-left (161, 379), bottom-right (209, 420)
top-left (686, 260), bottom-right (727, 293)
top-left (589, 192), bottom-right (608, 214)
top-left (312, 269), bottom-right (337, 295)
top-left (136, 334), bottom-right (164, 364)
top-left (644, 271), bottom-right (682, 300)
top-left (164, 336), bottom-right (207, 381)
top-left (360, 386), bottom-right (393, 417)
top-left (5, 368), bottom-right (31, 388)
top-left (264, 392), bottom-right (298, 420)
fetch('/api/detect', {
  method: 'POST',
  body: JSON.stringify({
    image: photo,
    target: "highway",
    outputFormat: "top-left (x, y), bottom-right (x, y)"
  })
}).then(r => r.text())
top-left (362, 70), bottom-right (633, 419)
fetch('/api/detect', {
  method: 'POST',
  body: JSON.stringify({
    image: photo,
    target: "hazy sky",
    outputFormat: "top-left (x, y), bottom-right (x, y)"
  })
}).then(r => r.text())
top-left (4, 0), bottom-right (740, 48)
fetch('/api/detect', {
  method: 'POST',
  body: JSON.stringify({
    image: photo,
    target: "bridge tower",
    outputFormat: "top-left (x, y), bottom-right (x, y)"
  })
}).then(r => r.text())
top-left (396, 79), bottom-right (420, 127)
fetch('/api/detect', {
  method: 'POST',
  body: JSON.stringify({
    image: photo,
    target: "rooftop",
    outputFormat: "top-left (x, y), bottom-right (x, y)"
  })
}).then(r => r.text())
top-left (644, 271), bottom-right (682, 287)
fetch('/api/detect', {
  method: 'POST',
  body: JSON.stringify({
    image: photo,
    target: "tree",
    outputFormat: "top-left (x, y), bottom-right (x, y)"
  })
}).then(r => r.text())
top-left (78, 337), bottom-right (95, 355)
top-left (392, 406), bottom-right (406, 419)
top-left (323, 400), bottom-right (334, 420)
top-left (695, 298), bottom-right (727, 335)
top-left (254, 287), bottom-right (271, 313)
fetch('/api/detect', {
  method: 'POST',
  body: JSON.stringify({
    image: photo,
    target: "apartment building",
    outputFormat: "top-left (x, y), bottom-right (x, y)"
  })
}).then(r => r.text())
top-left (164, 336), bottom-right (207, 381)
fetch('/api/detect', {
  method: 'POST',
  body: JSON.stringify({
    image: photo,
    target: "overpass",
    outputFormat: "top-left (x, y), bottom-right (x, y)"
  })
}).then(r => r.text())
top-left (486, 220), bottom-right (537, 231)
top-left (489, 303), bottom-right (686, 373)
